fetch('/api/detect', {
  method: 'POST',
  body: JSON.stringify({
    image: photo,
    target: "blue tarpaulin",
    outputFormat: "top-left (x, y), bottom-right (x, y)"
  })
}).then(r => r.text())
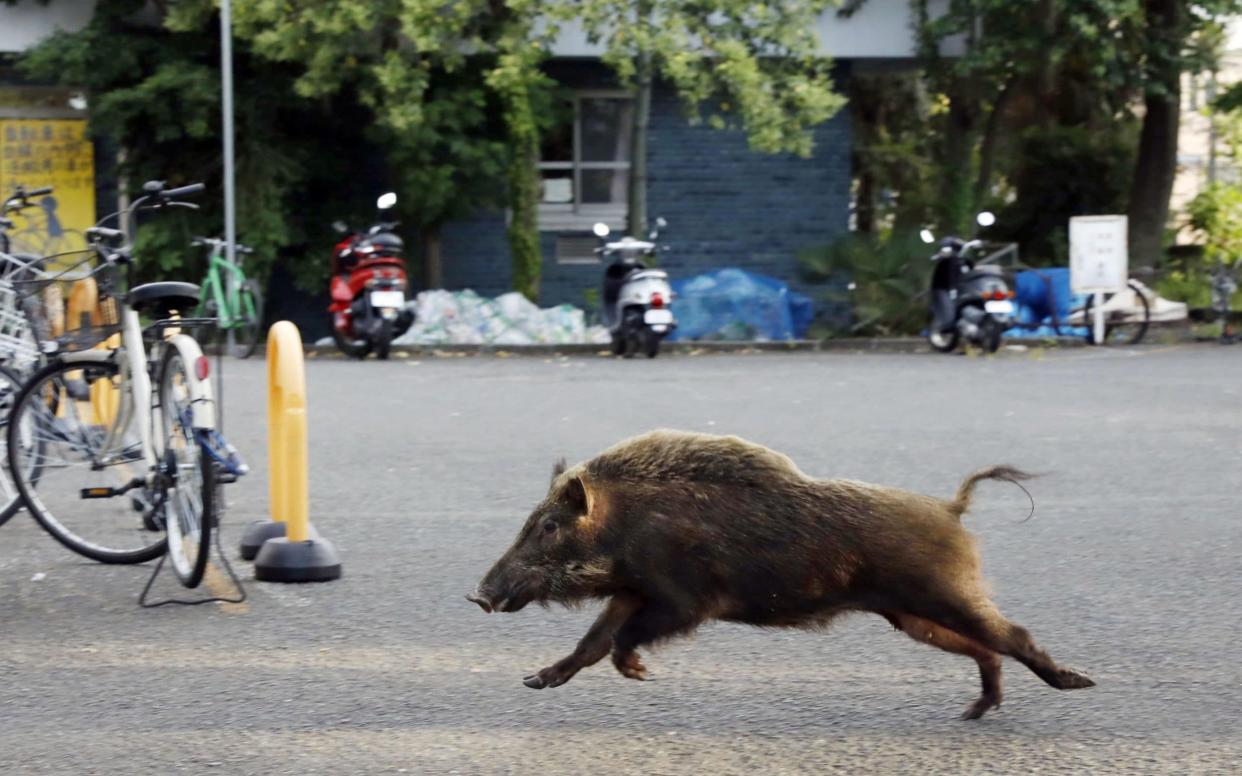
top-left (668, 268), bottom-right (814, 341)
top-left (1005, 267), bottom-right (1089, 338)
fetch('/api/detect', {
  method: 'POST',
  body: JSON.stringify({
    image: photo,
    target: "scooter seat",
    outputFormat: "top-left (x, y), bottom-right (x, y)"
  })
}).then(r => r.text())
top-left (963, 266), bottom-right (1004, 282)
top-left (128, 281), bottom-right (201, 317)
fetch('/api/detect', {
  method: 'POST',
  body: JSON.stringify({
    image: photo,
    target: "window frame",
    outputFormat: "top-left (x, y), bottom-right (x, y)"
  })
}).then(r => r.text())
top-left (537, 89), bottom-right (633, 232)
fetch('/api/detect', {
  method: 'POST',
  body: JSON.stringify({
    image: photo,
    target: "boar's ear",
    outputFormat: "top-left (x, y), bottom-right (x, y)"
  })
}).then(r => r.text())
top-left (563, 475), bottom-right (588, 512)
top-left (551, 458), bottom-right (568, 486)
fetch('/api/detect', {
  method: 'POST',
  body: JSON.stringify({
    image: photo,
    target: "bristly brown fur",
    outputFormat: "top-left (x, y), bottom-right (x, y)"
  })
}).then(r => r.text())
top-left (470, 430), bottom-right (1093, 718)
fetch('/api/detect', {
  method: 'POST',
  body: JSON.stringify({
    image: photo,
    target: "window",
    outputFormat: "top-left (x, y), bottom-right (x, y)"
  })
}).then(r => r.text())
top-left (538, 92), bottom-right (633, 231)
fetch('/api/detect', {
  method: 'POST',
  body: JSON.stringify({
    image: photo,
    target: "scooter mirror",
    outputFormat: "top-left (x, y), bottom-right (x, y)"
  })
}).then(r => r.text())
top-left (331, 220), bottom-right (349, 234)
top-left (976, 211), bottom-right (996, 227)
top-left (656, 217), bottom-right (668, 228)
top-left (377, 192), bottom-right (398, 210)
top-left (592, 222), bottom-right (610, 238)
top-left (920, 229), bottom-right (935, 244)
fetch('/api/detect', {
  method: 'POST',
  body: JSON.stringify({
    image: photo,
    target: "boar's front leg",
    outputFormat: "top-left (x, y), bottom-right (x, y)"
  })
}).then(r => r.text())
top-left (610, 599), bottom-right (702, 680)
top-left (523, 593), bottom-right (643, 689)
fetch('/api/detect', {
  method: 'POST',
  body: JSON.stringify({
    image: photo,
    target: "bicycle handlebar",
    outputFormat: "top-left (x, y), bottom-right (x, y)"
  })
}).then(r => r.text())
top-left (87, 226), bottom-right (125, 243)
top-left (163, 183), bottom-right (205, 199)
top-left (191, 235), bottom-right (254, 254)
top-left (3, 184), bottom-right (55, 214)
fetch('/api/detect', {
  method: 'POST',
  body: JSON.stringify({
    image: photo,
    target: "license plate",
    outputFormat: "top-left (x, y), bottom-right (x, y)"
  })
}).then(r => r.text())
top-left (370, 290), bottom-right (404, 308)
top-left (984, 300), bottom-right (1014, 315)
top-left (644, 309), bottom-right (674, 325)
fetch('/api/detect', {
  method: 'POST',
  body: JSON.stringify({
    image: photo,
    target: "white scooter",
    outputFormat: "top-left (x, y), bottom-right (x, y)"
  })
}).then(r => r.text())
top-left (594, 219), bottom-right (677, 358)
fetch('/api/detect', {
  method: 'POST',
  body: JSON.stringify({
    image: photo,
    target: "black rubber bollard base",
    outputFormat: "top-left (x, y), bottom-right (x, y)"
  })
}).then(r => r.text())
top-left (253, 537), bottom-right (342, 583)
top-left (239, 521), bottom-right (319, 561)
top-left (239, 521), bottom-right (286, 560)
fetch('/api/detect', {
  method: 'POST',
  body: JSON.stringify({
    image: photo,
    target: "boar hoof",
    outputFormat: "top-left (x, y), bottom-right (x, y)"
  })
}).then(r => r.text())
top-left (1052, 667), bottom-right (1096, 690)
top-left (523, 674), bottom-right (548, 689)
top-left (524, 666), bottom-right (572, 689)
top-left (613, 651), bottom-right (647, 681)
top-left (960, 696), bottom-right (1000, 721)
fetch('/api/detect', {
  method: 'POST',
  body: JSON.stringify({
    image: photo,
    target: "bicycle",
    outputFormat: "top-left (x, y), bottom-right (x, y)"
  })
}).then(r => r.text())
top-left (5, 180), bottom-right (241, 588)
top-left (193, 236), bottom-right (264, 359)
top-left (1207, 259), bottom-right (1239, 344)
top-left (1067, 278), bottom-right (1153, 346)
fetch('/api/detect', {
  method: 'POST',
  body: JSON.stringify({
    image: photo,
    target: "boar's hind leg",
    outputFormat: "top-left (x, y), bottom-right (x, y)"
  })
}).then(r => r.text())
top-left (885, 613), bottom-right (1003, 720)
top-left (523, 593), bottom-right (643, 690)
top-left (917, 598), bottom-right (1095, 692)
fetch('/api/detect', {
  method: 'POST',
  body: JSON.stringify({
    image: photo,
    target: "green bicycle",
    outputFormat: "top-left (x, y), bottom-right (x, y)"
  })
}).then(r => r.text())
top-left (193, 236), bottom-right (264, 358)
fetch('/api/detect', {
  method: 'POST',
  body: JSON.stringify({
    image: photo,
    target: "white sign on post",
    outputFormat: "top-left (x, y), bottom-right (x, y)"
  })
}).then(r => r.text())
top-left (1069, 215), bottom-right (1128, 345)
top-left (1070, 215), bottom-right (1128, 294)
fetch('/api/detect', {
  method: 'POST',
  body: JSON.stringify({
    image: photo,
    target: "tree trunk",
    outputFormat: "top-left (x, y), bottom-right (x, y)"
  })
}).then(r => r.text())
top-left (938, 77), bottom-right (978, 233)
top-left (627, 64), bottom-right (652, 238)
top-left (627, 1), bottom-right (654, 238)
top-left (973, 80), bottom-right (1013, 205)
top-left (1127, 0), bottom-right (1183, 268)
top-left (422, 225), bottom-right (442, 290)
top-left (507, 115), bottom-right (541, 301)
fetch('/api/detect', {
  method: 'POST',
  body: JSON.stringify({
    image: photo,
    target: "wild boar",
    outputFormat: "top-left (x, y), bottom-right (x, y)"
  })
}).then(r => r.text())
top-left (467, 430), bottom-right (1094, 720)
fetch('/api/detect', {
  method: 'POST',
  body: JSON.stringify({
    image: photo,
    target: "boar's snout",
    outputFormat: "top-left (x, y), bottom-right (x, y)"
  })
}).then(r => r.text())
top-left (466, 591), bottom-right (494, 613)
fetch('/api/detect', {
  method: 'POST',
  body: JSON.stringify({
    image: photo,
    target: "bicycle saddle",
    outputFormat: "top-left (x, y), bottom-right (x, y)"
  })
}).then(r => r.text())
top-left (128, 281), bottom-right (201, 317)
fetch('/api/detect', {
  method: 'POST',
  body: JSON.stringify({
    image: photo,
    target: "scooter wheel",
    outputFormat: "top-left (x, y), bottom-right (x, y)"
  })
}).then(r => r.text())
top-left (927, 328), bottom-right (959, 353)
top-left (609, 334), bottom-right (626, 356)
top-left (332, 325), bottom-right (372, 359)
top-left (643, 330), bottom-right (661, 358)
top-left (981, 317), bottom-right (1003, 353)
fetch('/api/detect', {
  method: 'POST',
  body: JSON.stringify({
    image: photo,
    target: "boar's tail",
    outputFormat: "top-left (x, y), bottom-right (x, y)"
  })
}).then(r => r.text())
top-left (950, 465), bottom-right (1036, 519)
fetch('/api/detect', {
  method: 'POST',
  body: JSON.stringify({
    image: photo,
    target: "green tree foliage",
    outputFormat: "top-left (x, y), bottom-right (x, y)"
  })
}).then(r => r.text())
top-left (799, 231), bottom-right (931, 337)
top-left (227, 0), bottom-right (551, 296)
top-left (17, 0), bottom-right (398, 290)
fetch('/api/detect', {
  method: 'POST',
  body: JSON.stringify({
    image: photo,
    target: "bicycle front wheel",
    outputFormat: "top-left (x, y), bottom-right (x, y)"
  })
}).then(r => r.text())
top-left (0, 363), bottom-right (33, 528)
top-left (157, 343), bottom-right (215, 587)
top-left (7, 357), bottom-right (166, 564)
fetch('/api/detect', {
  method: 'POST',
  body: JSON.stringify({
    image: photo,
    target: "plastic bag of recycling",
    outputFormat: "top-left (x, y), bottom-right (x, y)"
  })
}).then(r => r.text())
top-left (394, 289), bottom-right (595, 345)
top-left (668, 268), bottom-right (812, 341)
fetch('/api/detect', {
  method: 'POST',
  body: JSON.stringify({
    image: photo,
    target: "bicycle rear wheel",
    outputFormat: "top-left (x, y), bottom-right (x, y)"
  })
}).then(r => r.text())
top-left (7, 357), bottom-right (165, 564)
top-left (227, 279), bottom-right (264, 359)
top-left (1084, 281), bottom-right (1151, 345)
top-left (156, 344), bottom-right (214, 587)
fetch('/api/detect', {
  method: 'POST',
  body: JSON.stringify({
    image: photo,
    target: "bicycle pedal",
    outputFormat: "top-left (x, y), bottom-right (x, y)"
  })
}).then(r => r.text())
top-left (81, 486), bottom-right (124, 499)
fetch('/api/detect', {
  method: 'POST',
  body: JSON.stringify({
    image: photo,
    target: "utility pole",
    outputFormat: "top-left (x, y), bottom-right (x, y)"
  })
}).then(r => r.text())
top-left (221, 0), bottom-right (236, 272)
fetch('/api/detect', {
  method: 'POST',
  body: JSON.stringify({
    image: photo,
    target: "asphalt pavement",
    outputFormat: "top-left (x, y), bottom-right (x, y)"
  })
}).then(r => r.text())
top-left (1, 344), bottom-right (1240, 774)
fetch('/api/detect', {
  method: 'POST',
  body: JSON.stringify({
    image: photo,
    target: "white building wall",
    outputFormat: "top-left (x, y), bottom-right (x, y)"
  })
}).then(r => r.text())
top-left (0, 0), bottom-right (96, 54)
top-left (552, 0), bottom-right (940, 59)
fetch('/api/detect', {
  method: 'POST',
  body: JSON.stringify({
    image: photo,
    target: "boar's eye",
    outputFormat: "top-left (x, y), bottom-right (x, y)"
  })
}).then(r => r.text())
top-left (542, 519), bottom-right (557, 534)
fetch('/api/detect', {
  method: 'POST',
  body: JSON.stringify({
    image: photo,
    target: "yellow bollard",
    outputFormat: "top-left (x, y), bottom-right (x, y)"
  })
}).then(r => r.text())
top-left (251, 321), bottom-right (341, 582)
top-left (266, 320), bottom-right (309, 541)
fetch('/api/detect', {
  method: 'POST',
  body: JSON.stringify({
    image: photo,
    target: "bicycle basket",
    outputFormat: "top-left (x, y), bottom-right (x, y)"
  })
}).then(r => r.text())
top-left (6, 251), bottom-right (123, 353)
top-left (0, 278), bottom-right (40, 370)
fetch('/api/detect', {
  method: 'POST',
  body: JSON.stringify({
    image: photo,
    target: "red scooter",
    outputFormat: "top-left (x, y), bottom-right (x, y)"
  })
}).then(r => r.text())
top-left (328, 192), bottom-right (414, 359)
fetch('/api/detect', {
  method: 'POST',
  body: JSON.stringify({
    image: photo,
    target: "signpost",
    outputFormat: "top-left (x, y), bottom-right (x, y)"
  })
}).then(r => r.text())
top-left (1070, 215), bottom-right (1128, 345)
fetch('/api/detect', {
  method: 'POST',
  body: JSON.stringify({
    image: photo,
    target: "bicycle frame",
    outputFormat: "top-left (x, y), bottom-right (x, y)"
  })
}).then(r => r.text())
top-left (200, 241), bottom-right (251, 330)
top-left (58, 308), bottom-right (215, 479)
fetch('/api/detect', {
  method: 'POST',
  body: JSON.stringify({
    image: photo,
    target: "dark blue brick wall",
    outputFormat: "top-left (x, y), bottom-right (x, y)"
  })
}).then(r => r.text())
top-left (438, 63), bottom-right (852, 312)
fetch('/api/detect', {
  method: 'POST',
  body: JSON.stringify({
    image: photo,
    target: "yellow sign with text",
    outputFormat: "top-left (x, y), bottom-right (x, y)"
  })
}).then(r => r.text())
top-left (0, 118), bottom-right (96, 264)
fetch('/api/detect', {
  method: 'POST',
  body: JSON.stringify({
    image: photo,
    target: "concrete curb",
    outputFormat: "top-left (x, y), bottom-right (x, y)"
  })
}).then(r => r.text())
top-left (295, 336), bottom-right (1103, 358)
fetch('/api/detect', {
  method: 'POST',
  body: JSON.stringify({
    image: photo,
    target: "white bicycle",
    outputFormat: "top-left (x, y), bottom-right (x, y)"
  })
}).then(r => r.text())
top-left (6, 181), bottom-right (229, 587)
